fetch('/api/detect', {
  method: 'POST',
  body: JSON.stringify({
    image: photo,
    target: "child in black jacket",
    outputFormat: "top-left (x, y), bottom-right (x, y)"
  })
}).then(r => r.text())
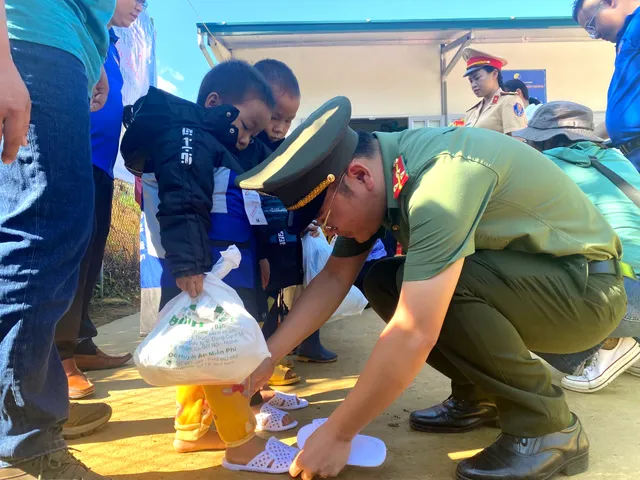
top-left (121, 61), bottom-right (301, 473)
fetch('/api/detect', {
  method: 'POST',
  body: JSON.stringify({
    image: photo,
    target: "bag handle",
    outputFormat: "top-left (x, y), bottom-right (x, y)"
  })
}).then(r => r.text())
top-left (589, 156), bottom-right (640, 208)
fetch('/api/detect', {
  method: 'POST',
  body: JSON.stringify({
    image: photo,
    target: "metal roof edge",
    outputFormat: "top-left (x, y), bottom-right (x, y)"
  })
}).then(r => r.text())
top-left (198, 17), bottom-right (577, 36)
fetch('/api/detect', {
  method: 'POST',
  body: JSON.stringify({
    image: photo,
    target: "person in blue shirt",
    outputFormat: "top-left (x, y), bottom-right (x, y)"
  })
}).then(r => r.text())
top-left (1, 0), bottom-right (116, 478)
top-left (573, 0), bottom-right (640, 171)
top-left (54, 0), bottom-right (144, 404)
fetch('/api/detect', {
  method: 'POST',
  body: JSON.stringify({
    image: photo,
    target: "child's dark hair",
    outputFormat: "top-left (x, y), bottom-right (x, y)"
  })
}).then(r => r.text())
top-left (254, 59), bottom-right (301, 98)
top-left (196, 59), bottom-right (276, 109)
top-left (481, 66), bottom-right (505, 90)
top-left (504, 79), bottom-right (529, 100)
top-left (504, 79), bottom-right (543, 104)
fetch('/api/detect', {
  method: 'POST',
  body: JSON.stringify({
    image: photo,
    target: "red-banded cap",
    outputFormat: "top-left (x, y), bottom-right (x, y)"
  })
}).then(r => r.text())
top-left (462, 48), bottom-right (508, 77)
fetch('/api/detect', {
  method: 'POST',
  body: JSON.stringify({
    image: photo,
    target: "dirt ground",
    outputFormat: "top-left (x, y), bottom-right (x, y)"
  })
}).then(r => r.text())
top-left (89, 298), bottom-right (140, 328)
top-left (71, 310), bottom-right (640, 479)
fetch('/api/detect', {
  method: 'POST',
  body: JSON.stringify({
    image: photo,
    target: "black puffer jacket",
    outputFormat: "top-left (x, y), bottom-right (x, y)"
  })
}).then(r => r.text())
top-left (237, 134), bottom-right (273, 173)
top-left (238, 133), bottom-right (304, 290)
top-left (120, 87), bottom-right (243, 278)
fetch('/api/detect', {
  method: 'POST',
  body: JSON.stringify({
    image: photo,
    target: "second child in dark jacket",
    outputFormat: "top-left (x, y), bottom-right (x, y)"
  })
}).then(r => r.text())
top-left (239, 59), bottom-right (338, 363)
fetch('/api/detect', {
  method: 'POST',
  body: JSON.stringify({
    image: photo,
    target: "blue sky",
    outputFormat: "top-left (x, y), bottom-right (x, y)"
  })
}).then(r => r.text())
top-left (147, 0), bottom-right (574, 102)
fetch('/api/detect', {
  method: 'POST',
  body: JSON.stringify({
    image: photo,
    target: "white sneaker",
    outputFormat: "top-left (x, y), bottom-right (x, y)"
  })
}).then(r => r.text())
top-left (627, 358), bottom-right (640, 377)
top-left (561, 337), bottom-right (640, 393)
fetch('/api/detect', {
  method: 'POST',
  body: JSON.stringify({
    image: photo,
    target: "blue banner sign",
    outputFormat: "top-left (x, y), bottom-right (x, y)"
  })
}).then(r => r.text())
top-left (502, 69), bottom-right (547, 104)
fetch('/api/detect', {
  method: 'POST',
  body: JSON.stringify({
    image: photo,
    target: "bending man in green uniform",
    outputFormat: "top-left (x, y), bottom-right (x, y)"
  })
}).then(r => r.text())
top-left (236, 97), bottom-right (628, 480)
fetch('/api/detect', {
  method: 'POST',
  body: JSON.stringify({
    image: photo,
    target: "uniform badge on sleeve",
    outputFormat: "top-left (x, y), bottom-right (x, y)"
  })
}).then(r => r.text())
top-left (393, 155), bottom-right (410, 199)
top-left (514, 103), bottom-right (524, 117)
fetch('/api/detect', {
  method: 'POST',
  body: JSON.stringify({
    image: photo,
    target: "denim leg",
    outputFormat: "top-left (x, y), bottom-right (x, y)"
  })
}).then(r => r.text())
top-left (535, 345), bottom-right (603, 375)
top-left (609, 278), bottom-right (640, 338)
top-left (0, 41), bottom-right (94, 465)
top-left (608, 317), bottom-right (640, 338)
top-left (535, 278), bottom-right (640, 374)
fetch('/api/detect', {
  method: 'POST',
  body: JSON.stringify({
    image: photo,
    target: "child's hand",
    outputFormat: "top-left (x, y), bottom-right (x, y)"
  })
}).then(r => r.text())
top-left (176, 274), bottom-right (204, 298)
top-left (260, 259), bottom-right (270, 289)
top-left (302, 223), bottom-right (321, 238)
top-left (251, 358), bottom-right (275, 394)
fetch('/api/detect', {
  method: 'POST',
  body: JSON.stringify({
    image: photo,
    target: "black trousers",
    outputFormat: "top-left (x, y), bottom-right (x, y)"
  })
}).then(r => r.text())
top-left (55, 167), bottom-right (114, 360)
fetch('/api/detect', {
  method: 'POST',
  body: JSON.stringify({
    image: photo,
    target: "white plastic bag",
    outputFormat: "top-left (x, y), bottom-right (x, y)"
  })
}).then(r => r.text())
top-left (301, 232), bottom-right (368, 320)
top-left (134, 246), bottom-right (271, 386)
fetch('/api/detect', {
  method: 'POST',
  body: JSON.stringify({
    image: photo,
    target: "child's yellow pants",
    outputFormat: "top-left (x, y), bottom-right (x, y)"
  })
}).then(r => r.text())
top-left (174, 382), bottom-right (256, 448)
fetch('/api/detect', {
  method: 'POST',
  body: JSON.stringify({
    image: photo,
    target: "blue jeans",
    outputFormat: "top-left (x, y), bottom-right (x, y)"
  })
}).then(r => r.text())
top-left (0, 41), bottom-right (94, 465)
top-left (538, 278), bottom-right (640, 375)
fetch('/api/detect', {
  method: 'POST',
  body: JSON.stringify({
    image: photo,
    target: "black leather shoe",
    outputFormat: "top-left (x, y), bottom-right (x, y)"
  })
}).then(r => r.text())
top-left (456, 414), bottom-right (589, 480)
top-left (409, 396), bottom-right (499, 433)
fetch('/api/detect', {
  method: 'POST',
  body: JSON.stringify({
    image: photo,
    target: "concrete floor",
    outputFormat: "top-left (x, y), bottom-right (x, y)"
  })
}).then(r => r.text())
top-left (71, 310), bottom-right (640, 479)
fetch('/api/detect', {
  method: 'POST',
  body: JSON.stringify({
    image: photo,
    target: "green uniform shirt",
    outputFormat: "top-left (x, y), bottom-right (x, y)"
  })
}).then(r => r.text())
top-left (333, 127), bottom-right (622, 282)
top-left (7, 0), bottom-right (116, 91)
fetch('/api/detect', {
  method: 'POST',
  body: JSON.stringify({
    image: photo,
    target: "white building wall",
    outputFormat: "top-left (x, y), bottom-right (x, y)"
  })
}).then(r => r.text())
top-left (236, 44), bottom-right (442, 119)
top-left (234, 39), bottom-right (615, 124)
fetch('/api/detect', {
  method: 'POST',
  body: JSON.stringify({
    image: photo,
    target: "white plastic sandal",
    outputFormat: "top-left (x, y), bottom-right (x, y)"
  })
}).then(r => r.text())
top-left (222, 437), bottom-right (299, 474)
top-left (266, 391), bottom-right (309, 411)
top-left (255, 403), bottom-right (298, 432)
top-left (298, 418), bottom-right (387, 467)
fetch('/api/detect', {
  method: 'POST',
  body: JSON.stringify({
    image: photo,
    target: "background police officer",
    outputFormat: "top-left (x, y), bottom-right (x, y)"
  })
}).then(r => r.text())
top-left (462, 48), bottom-right (528, 135)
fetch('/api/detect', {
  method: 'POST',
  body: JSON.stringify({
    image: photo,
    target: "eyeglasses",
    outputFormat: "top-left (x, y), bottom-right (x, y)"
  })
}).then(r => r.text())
top-left (137, 0), bottom-right (148, 11)
top-left (585, 0), bottom-right (604, 39)
top-left (320, 173), bottom-right (346, 233)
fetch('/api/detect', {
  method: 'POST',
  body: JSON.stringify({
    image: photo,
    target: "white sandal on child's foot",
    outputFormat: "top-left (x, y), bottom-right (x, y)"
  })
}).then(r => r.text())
top-left (222, 437), bottom-right (299, 474)
top-left (255, 403), bottom-right (298, 432)
top-left (266, 391), bottom-right (309, 411)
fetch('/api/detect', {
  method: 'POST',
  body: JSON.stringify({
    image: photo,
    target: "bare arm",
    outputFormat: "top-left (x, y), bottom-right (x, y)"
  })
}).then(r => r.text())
top-left (0, 0), bottom-right (8, 55)
top-left (326, 258), bottom-right (464, 440)
top-left (0, 0), bottom-right (31, 164)
top-left (291, 259), bottom-right (465, 479)
top-left (267, 251), bottom-right (369, 362)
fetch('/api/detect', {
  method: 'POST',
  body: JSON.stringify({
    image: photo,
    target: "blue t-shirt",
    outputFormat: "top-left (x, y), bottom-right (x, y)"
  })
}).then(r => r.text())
top-left (6, 0), bottom-right (115, 90)
top-left (91, 29), bottom-right (124, 178)
top-left (606, 7), bottom-right (640, 147)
